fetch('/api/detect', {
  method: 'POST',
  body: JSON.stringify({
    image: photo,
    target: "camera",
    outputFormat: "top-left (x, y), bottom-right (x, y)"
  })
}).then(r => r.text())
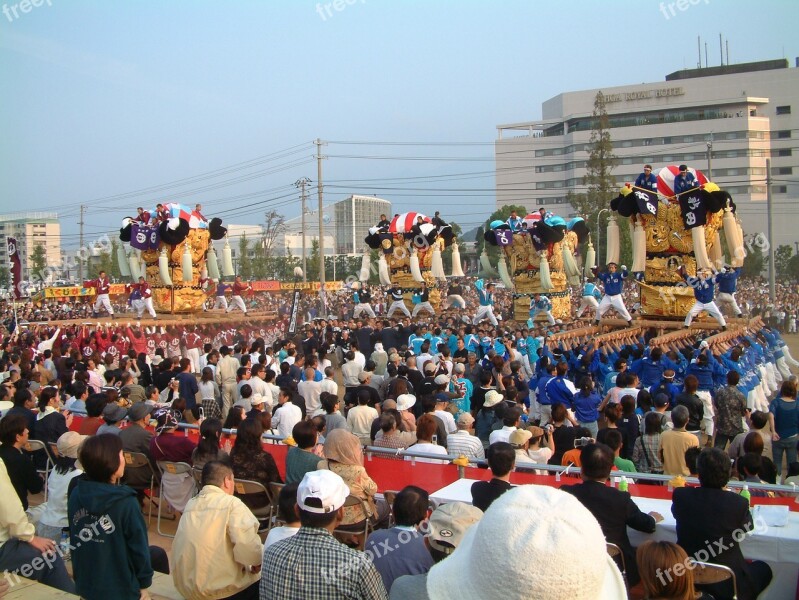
top-left (574, 437), bottom-right (594, 448)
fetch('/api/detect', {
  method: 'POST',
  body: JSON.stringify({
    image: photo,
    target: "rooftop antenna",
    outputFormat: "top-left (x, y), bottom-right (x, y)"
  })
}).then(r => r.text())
top-left (719, 33), bottom-right (723, 66)
top-left (705, 42), bottom-right (708, 70)
top-left (726, 39), bottom-right (729, 65)
top-left (697, 36), bottom-right (702, 68)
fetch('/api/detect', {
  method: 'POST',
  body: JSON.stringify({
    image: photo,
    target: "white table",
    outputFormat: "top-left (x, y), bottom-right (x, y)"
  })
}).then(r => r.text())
top-left (629, 496), bottom-right (798, 600)
top-left (430, 480), bottom-right (799, 600)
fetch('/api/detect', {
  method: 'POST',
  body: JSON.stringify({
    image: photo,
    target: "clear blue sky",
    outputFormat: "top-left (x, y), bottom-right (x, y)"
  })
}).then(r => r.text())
top-left (2, 0), bottom-right (797, 246)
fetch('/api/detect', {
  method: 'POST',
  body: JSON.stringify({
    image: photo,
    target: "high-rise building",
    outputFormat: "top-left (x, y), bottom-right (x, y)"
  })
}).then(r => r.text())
top-left (0, 212), bottom-right (61, 283)
top-left (495, 59), bottom-right (799, 249)
top-left (333, 195), bottom-right (392, 255)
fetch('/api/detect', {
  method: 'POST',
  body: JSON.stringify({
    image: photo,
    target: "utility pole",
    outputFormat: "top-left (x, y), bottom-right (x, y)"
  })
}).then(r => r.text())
top-left (766, 158), bottom-right (775, 302)
top-left (315, 138), bottom-right (327, 313)
top-left (78, 204), bottom-right (85, 282)
top-left (706, 133), bottom-right (713, 180)
top-left (294, 177), bottom-right (311, 282)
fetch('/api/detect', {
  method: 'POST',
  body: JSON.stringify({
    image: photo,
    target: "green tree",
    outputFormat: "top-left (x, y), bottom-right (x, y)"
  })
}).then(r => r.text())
top-left (308, 238), bottom-right (320, 281)
top-left (568, 91), bottom-right (628, 265)
top-left (109, 240), bottom-right (123, 280)
top-left (774, 244), bottom-right (794, 280)
top-left (0, 265), bottom-right (8, 288)
top-left (237, 234), bottom-right (252, 279)
top-left (787, 253), bottom-right (799, 281)
top-left (95, 250), bottom-right (115, 281)
top-left (30, 244), bottom-right (47, 283)
top-left (741, 238), bottom-right (765, 277)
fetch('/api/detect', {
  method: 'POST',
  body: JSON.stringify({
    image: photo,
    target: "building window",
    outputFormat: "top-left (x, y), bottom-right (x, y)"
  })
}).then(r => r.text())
top-left (777, 149), bottom-right (792, 157)
top-left (776, 106), bottom-right (791, 115)
top-left (774, 167), bottom-right (793, 175)
top-left (774, 185), bottom-right (788, 194)
top-left (777, 130), bottom-right (791, 139)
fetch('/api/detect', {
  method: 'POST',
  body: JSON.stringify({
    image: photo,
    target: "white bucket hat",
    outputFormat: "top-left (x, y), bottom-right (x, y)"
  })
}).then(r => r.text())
top-left (426, 485), bottom-right (626, 600)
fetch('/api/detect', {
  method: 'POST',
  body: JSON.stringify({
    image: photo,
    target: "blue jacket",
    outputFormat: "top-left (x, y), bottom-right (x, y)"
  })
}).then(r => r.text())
top-left (475, 280), bottom-right (493, 306)
top-left (674, 172), bottom-right (697, 195)
top-left (582, 282), bottom-right (601, 299)
top-left (597, 269), bottom-right (628, 296)
top-left (536, 375), bottom-right (555, 406)
top-left (716, 268), bottom-right (741, 294)
top-left (572, 390), bottom-right (602, 423)
top-left (530, 297), bottom-right (552, 313)
top-left (545, 376), bottom-right (574, 407)
top-left (635, 172), bottom-right (658, 192)
top-left (685, 351), bottom-right (725, 391)
top-left (649, 380), bottom-right (680, 407)
top-left (682, 273), bottom-right (717, 304)
top-left (630, 354), bottom-right (681, 388)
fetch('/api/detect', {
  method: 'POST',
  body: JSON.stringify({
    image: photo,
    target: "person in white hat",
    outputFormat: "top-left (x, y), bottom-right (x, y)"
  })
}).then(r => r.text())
top-left (260, 470), bottom-right (387, 600)
top-left (426, 485), bottom-right (627, 600)
top-left (36, 431), bottom-right (88, 542)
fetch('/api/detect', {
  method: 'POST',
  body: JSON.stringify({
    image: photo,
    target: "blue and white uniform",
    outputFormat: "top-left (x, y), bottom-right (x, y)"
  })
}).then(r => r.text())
top-left (594, 267), bottom-right (632, 322)
top-left (353, 288), bottom-right (376, 318)
top-left (634, 171), bottom-right (658, 193)
top-left (674, 171), bottom-right (698, 195)
top-left (472, 279), bottom-right (498, 326)
top-left (682, 272), bottom-right (726, 328)
top-left (528, 295), bottom-right (555, 326)
top-left (576, 281), bottom-right (602, 318)
top-left (386, 286), bottom-right (411, 318)
top-left (715, 267), bottom-right (743, 317)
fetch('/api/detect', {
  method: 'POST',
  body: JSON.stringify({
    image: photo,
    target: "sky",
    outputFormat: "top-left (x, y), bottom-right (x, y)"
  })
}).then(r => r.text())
top-left (2, 0), bottom-right (798, 249)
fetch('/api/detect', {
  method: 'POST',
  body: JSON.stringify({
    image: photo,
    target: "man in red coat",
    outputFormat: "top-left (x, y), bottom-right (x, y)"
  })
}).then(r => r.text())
top-left (88, 270), bottom-right (114, 318)
top-left (226, 276), bottom-right (251, 316)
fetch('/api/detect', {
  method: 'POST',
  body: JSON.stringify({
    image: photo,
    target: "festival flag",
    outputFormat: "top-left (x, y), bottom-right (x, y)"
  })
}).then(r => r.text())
top-left (130, 224), bottom-right (150, 251)
top-left (287, 289), bottom-right (301, 335)
top-left (6, 237), bottom-right (22, 299)
top-left (679, 192), bottom-right (707, 229)
top-left (633, 188), bottom-right (659, 218)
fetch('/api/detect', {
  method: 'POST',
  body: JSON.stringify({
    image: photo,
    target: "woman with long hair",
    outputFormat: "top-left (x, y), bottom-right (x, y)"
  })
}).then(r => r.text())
top-left (632, 411), bottom-right (665, 474)
top-left (769, 379), bottom-right (799, 475)
top-left (198, 367), bottom-right (222, 419)
top-left (223, 405), bottom-right (246, 430)
top-left (636, 540), bottom-right (710, 600)
top-left (229, 418), bottom-right (282, 508)
top-left (36, 431), bottom-right (86, 541)
top-left (192, 418), bottom-right (228, 469)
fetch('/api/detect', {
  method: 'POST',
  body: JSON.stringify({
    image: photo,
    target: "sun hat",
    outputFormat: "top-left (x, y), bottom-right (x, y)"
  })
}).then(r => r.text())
top-left (56, 431), bottom-right (88, 459)
top-left (483, 390), bottom-right (503, 408)
top-left (508, 428), bottom-right (533, 448)
top-left (396, 394), bottom-right (416, 412)
top-left (434, 374), bottom-right (450, 386)
top-left (426, 485), bottom-right (626, 600)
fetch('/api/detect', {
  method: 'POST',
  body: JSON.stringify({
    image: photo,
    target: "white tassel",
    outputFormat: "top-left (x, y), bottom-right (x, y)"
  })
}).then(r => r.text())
top-left (632, 224), bottom-right (647, 272)
top-left (723, 209), bottom-right (744, 267)
top-left (709, 232), bottom-right (724, 271)
top-left (221, 238), bottom-right (235, 277)
top-left (692, 226), bottom-right (712, 270)
top-left (128, 250), bottom-right (141, 280)
top-left (378, 254), bottom-right (391, 285)
top-left (736, 221), bottom-right (746, 262)
top-left (117, 246), bottom-right (131, 278)
top-left (431, 247), bottom-right (446, 280)
top-left (584, 238), bottom-right (596, 277)
top-left (606, 217), bottom-right (620, 265)
top-left (182, 244), bottom-right (193, 283)
top-left (409, 250), bottom-right (424, 282)
top-left (562, 244), bottom-right (580, 278)
top-left (158, 248), bottom-right (172, 286)
top-left (480, 249), bottom-right (498, 277)
top-left (207, 245), bottom-right (220, 280)
top-left (497, 254), bottom-right (514, 290)
top-left (359, 252), bottom-right (371, 282)
top-left (539, 253), bottom-right (553, 290)
top-left (450, 242), bottom-right (464, 277)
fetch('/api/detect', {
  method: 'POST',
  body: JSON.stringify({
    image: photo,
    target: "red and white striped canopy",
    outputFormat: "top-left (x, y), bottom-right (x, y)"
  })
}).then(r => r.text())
top-left (522, 213), bottom-right (542, 228)
top-left (657, 165), bottom-right (709, 198)
top-left (389, 212), bottom-right (430, 233)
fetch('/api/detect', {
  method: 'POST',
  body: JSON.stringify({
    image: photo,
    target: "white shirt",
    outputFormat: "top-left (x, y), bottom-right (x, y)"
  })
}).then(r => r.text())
top-left (346, 405), bottom-right (378, 444)
top-left (489, 425), bottom-right (517, 445)
top-left (434, 409), bottom-right (457, 434)
top-left (264, 526), bottom-right (300, 550)
top-left (320, 378), bottom-right (338, 396)
top-left (405, 442), bottom-right (448, 464)
top-left (39, 468), bottom-right (84, 527)
top-left (272, 402), bottom-right (302, 438)
top-left (446, 430), bottom-right (485, 459)
top-left (298, 380), bottom-right (323, 417)
top-left (354, 351), bottom-right (366, 369)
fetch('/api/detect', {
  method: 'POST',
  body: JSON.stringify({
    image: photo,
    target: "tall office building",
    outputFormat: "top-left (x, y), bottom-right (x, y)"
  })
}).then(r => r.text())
top-left (0, 212), bottom-right (61, 283)
top-left (496, 59), bottom-right (799, 249)
top-left (333, 195), bottom-right (392, 255)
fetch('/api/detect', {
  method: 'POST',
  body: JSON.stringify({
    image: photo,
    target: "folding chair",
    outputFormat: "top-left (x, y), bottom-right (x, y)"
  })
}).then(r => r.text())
top-left (25, 440), bottom-right (52, 502)
top-left (123, 452), bottom-right (158, 525)
top-left (234, 479), bottom-right (273, 532)
top-left (383, 490), bottom-right (399, 527)
top-left (156, 460), bottom-right (194, 537)
top-left (690, 560), bottom-right (738, 600)
top-left (268, 482), bottom-right (286, 529)
top-left (606, 542), bottom-right (627, 588)
top-left (191, 466), bottom-right (204, 488)
top-left (333, 495), bottom-right (374, 551)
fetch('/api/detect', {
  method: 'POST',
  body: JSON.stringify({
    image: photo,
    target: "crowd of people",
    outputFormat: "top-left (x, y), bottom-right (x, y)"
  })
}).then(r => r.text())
top-left (1, 267), bottom-right (798, 599)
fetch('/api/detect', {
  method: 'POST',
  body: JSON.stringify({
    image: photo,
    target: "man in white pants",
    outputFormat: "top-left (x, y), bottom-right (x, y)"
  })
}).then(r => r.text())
top-left (592, 263), bottom-right (632, 325)
top-left (411, 282), bottom-right (435, 318)
top-left (528, 294), bottom-right (556, 327)
top-left (680, 267), bottom-right (726, 330)
top-left (472, 279), bottom-right (498, 326)
top-left (91, 270), bottom-right (114, 318)
top-left (226, 276), bottom-right (250, 315)
top-left (444, 280), bottom-right (466, 310)
top-left (575, 280), bottom-right (601, 319)
top-left (715, 266), bottom-right (744, 318)
top-left (353, 284), bottom-right (376, 319)
top-left (386, 285), bottom-right (411, 318)
top-left (213, 280), bottom-right (229, 311)
top-left (134, 276), bottom-right (157, 319)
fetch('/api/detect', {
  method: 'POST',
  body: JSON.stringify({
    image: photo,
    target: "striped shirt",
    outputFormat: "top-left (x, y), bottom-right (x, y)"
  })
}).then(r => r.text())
top-left (446, 430), bottom-right (485, 460)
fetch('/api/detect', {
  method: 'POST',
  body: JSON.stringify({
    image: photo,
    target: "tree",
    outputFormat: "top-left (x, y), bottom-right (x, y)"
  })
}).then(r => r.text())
top-left (109, 240), bottom-right (123, 281)
top-left (30, 244), bottom-right (47, 283)
top-left (237, 234), bottom-right (252, 279)
top-left (308, 238), bottom-right (320, 281)
top-left (0, 265), bottom-right (8, 288)
top-left (741, 238), bottom-right (765, 278)
top-left (787, 253), bottom-right (799, 281)
top-left (774, 244), bottom-right (794, 280)
top-left (568, 91), bottom-right (628, 265)
top-left (94, 250), bottom-right (114, 281)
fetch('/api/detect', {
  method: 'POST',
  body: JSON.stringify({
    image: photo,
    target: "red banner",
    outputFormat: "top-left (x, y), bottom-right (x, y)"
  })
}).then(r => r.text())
top-left (251, 280), bottom-right (280, 291)
top-left (6, 237), bottom-right (22, 300)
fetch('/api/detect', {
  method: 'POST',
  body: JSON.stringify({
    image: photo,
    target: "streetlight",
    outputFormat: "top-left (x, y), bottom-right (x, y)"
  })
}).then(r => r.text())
top-left (596, 208), bottom-right (611, 266)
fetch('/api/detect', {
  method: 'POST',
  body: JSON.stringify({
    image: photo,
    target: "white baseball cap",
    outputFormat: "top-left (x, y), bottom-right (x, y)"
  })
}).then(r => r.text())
top-left (297, 470), bottom-right (350, 514)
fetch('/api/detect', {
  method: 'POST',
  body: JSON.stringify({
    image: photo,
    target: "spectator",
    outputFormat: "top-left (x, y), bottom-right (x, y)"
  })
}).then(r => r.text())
top-left (684, 446), bottom-right (702, 477)
top-left (769, 379), bottom-right (799, 476)
top-left (5, 388), bottom-right (36, 433)
top-left (562, 442), bottom-right (661, 586)
top-left (317, 429), bottom-right (388, 531)
top-left (271, 388), bottom-right (302, 439)
top-left (223, 405), bottom-right (246, 431)
top-left (373, 412), bottom-right (415, 453)
top-left (617, 394), bottom-right (641, 460)
top-left (728, 410), bottom-right (772, 461)
top-left (388, 501), bottom-right (483, 600)
top-left (259, 470), bottom-right (387, 599)
top-left (172, 460), bottom-right (263, 600)
top-left (659, 405), bottom-right (699, 476)
top-left (263, 482), bottom-right (301, 549)
top-left (672, 447), bottom-right (773, 600)
top-left (365, 485), bottom-right (434, 593)
top-left (549, 402), bottom-right (578, 465)
top-left (0, 459), bottom-right (75, 593)
top-left (0, 414), bottom-right (43, 509)
top-left (96, 403), bottom-right (128, 436)
top-left (69, 434), bottom-right (155, 600)
top-left (471, 442), bottom-right (514, 512)
top-left (198, 367), bottom-right (222, 420)
top-left (31, 387), bottom-right (71, 459)
top-left (488, 405), bottom-right (522, 445)
top-left (77, 393), bottom-right (107, 436)
top-left (636, 541), bottom-right (710, 600)
top-left (119, 401), bottom-right (155, 501)
top-left (674, 374), bottom-right (703, 442)
top-left (605, 429), bottom-right (636, 473)
top-left (347, 389), bottom-right (380, 446)
top-left (320, 391), bottom-right (348, 434)
top-left (191, 418), bottom-right (228, 470)
top-left (713, 370), bottom-right (748, 451)
top-left (176, 358), bottom-right (199, 413)
top-left (632, 412), bottom-right (664, 474)
top-left (445, 412), bottom-right (484, 460)
top-left (286, 420), bottom-right (321, 484)
top-left (230, 418), bottom-right (282, 509)
top-left (149, 411), bottom-right (197, 513)
top-left (424, 485), bottom-right (626, 599)
top-left (35, 431), bottom-right (86, 541)
top-left (571, 376), bottom-right (601, 437)
top-left (406, 414), bottom-right (448, 464)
